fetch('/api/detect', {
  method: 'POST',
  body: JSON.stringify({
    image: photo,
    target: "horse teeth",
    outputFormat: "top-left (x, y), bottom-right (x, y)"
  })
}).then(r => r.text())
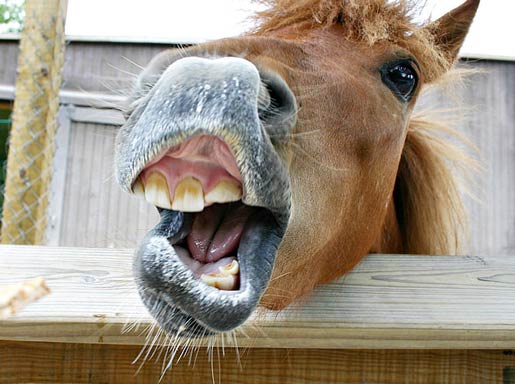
top-left (172, 177), bottom-right (204, 212)
top-left (200, 260), bottom-right (240, 290)
top-left (219, 260), bottom-right (239, 276)
top-left (144, 172), bottom-right (172, 209)
top-left (141, 174), bottom-right (240, 211)
top-left (200, 274), bottom-right (237, 290)
top-left (200, 260), bottom-right (240, 291)
top-left (204, 180), bottom-right (242, 205)
top-left (133, 179), bottom-right (145, 198)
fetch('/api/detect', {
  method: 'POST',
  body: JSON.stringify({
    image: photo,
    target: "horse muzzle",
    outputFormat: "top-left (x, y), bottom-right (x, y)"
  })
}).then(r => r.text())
top-left (115, 56), bottom-right (296, 334)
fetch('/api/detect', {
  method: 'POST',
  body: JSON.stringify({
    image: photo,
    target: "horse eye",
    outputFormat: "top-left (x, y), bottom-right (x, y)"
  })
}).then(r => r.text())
top-left (381, 60), bottom-right (418, 102)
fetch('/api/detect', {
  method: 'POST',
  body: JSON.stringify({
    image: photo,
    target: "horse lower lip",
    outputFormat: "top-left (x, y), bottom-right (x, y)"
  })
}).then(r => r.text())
top-left (134, 205), bottom-right (285, 334)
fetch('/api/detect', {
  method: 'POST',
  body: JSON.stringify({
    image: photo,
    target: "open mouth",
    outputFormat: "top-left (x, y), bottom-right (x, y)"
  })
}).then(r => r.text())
top-left (135, 135), bottom-right (262, 293)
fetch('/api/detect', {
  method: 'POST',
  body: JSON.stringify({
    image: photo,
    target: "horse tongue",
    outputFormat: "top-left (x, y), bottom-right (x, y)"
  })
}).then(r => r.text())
top-left (187, 204), bottom-right (253, 264)
top-left (206, 204), bottom-right (252, 263)
top-left (187, 204), bottom-right (225, 262)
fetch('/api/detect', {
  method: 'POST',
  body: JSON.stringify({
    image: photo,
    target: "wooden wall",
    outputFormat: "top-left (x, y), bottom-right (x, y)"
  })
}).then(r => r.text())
top-left (0, 39), bottom-right (513, 254)
top-left (462, 61), bottom-right (515, 255)
top-left (0, 38), bottom-right (165, 96)
top-left (58, 120), bottom-right (159, 247)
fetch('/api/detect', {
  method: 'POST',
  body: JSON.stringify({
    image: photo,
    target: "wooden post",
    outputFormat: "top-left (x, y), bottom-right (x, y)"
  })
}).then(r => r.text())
top-left (1, 0), bottom-right (68, 244)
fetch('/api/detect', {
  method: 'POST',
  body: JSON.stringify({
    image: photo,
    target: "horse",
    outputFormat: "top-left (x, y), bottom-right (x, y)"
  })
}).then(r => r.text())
top-left (115, 0), bottom-right (480, 337)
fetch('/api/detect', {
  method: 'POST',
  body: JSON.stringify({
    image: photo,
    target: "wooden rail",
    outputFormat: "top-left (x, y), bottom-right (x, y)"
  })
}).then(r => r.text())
top-left (1, 245), bottom-right (515, 383)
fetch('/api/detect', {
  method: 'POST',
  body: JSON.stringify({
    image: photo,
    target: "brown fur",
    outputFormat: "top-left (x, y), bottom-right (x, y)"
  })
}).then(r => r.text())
top-left (254, 0), bottom-right (456, 82)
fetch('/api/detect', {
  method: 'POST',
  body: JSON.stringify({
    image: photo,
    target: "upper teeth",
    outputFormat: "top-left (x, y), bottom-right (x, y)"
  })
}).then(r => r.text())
top-left (172, 177), bottom-right (204, 212)
top-left (133, 179), bottom-right (145, 198)
top-left (133, 173), bottom-right (242, 212)
top-left (204, 180), bottom-right (242, 205)
top-left (144, 172), bottom-right (172, 209)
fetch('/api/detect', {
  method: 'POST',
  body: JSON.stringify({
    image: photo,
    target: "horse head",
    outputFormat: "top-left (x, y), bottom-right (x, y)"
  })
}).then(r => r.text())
top-left (115, 0), bottom-right (479, 336)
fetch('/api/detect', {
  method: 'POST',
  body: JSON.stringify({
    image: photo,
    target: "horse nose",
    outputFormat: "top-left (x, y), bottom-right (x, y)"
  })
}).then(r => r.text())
top-left (154, 56), bottom-right (262, 125)
top-left (151, 56), bottom-right (297, 139)
top-left (257, 68), bottom-right (297, 139)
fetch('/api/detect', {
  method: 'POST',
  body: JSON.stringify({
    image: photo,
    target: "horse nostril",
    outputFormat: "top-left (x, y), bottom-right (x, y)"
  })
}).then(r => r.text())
top-left (258, 82), bottom-right (272, 111)
top-left (258, 71), bottom-right (297, 138)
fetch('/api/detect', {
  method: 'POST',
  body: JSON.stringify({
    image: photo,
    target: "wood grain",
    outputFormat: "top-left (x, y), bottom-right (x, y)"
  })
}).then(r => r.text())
top-left (1, 245), bottom-right (515, 349)
top-left (1, 341), bottom-right (515, 384)
top-left (414, 60), bottom-right (515, 256)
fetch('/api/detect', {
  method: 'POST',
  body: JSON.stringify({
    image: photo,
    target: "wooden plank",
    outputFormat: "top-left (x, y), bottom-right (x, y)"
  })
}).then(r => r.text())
top-left (0, 84), bottom-right (126, 108)
top-left (464, 60), bottom-right (515, 256)
top-left (1, 245), bottom-right (515, 349)
top-left (1, 341), bottom-right (515, 384)
top-left (0, 41), bottom-right (20, 88)
top-left (45, 107), bottom-right (73, 245)
top-left (68, 106), bottom-right (125, 126)
top-left (415, 60), bottom-right (515, 256)
top-left (1, 39), bottom-right (165, 95)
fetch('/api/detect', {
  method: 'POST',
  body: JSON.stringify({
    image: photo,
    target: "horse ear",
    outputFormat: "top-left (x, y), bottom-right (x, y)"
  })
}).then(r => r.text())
top-left (423, 0), bottom-right (480, 78)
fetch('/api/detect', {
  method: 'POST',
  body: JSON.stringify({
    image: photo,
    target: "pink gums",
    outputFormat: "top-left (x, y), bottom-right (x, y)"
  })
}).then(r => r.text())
top-left (141, 135), bottom-right (242, 200)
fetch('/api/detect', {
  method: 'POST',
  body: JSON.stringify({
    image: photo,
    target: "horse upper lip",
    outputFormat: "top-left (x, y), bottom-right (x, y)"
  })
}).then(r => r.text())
top-left (116, 56), bottom-right (292, 218)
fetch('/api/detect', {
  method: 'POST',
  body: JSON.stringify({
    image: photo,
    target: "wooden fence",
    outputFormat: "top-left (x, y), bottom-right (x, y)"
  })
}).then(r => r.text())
top-left (1, 245), bottom-right (515, 383)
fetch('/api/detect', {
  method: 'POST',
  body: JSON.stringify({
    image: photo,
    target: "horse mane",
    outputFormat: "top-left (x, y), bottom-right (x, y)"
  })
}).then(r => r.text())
top-left (394, 111), bottom-right (477, 255)
top-left (253, 0), bottom-right (454, 82)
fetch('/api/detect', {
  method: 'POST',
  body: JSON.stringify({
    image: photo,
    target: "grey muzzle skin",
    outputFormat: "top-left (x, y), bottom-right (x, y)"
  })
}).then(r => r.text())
top-left (115, 57), bottom-right (296, 334)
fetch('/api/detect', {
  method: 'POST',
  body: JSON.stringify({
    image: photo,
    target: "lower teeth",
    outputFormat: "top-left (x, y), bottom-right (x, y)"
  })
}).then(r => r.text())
top-left (200, 260), bottom-right (240, 290)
